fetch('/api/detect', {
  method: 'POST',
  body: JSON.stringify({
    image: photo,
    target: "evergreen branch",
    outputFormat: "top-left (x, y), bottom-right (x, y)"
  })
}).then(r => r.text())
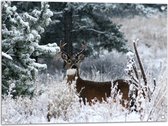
top-left (2, 52), bottom-right (13, 60)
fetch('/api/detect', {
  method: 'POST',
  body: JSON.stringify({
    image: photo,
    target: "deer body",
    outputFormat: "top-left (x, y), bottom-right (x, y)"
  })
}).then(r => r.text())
top-left (113, 79), bottom-right (130, 101)
top-left (77, 77), bottom-right (131, 105)
top-left (66, 68), bottom-right (130, 106)
top-left (76, 76), bottom-right (112, 104)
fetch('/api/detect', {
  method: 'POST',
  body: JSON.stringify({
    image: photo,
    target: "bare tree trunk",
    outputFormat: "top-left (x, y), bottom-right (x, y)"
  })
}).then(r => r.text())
top-left (63, 8), bottom-right (73, 56)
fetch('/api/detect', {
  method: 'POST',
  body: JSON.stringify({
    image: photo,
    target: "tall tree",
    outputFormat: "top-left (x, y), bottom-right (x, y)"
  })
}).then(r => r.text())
top-left (41, 2), bottom-right (128, 56)
top-left (71, 3), bottom-right (128, 53)
top-left (2, 1), bottom-right (60, 96)
top-left (63, 7), bottom-right (73, 55)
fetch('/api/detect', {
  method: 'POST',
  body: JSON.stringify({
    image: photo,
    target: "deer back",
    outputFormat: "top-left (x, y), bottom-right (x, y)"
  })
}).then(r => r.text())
top-left (76, 77), bottom-right (112, 104)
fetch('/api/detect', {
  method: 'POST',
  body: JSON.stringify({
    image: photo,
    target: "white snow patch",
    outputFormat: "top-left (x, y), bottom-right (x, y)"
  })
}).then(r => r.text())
top-left (126, 51), bottom-right (134, 60)
top-left (32, 62), bottom-right (47, 69)
top-left (2, 52), bottom-right (13, 60)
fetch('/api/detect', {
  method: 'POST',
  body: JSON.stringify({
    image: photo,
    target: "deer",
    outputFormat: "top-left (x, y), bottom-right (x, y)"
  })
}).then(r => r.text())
top-left (59, 42), bottom-right (132, 107)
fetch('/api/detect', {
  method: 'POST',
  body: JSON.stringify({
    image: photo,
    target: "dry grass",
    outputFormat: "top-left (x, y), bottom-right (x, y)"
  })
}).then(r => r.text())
top-left (112, 14), bottom-right (167, 52)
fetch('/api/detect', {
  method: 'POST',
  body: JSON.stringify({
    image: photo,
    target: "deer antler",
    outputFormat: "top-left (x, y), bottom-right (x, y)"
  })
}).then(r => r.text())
top-left (59, 40), bottom-right (67, 52)
top-left (76, 41), bottom-right (87, 56)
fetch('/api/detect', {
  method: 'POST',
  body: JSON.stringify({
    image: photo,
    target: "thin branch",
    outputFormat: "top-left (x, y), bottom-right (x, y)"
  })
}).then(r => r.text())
top-left (72, 26), bottom-right (106, 34)
top-left (87, 28), bottom-right (106, 34)
top-left (150, 79), bottom-right (156, 96)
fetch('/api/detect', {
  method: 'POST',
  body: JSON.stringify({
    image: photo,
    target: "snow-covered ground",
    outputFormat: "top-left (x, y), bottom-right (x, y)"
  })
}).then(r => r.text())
top-left (1, 13), bottom-right (167, 124)
top-left (2, 66), bottom-right (167, 124)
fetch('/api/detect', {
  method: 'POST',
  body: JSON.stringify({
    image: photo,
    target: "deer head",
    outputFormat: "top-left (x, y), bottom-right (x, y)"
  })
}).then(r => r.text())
top-left (61, 51), bottom-right (85, 70)
top-left (60, 41), bottom-right (86, 84)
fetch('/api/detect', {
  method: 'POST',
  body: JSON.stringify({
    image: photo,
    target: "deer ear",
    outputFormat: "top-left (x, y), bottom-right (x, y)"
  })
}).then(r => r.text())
top-left (61, 53), bottom-right (69, 61)
top-left (77, 54), bottom-right (85, 61)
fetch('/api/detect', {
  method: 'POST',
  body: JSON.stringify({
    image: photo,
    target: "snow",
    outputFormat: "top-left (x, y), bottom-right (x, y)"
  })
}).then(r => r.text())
top-left (46, 9), bottom-right (53, 17)
top-left (2, 60), bottom-right (167, 124)
top-left (11, 6), bottom-right (17, 11)
top-left (17, 16), bottom-right (29, 28)
top-left (2, 52), bottom-right (13, 60)
top-left (37, 26), bottom-right (45, 34)
top-left (45, 18), bottom-right (52, 26)
top-left (35, 43), bottom-right (60, 56)
top-left (6, 7), bottom-right (13, 15)
top-left (2, 67), bottom-right (167, 124)
top-left (31, 30), bottom-right (41, 40)
top-left (10, 17), bottom-right (17, 24)
top-left (33, 62), bottom-right (47, 70)
top-left (32, 9), bottom-right (41, 17)
top-left (126, 51), bottom-right (134, 60)
top-left (27, 33), bottom-right (35, 41)
top-left (24, 12), bottom-right (38, 22)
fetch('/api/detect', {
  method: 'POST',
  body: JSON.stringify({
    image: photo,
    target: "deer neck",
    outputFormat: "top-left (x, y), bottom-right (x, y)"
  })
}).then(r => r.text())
top-left (66, 68), bottom-right (80, 84)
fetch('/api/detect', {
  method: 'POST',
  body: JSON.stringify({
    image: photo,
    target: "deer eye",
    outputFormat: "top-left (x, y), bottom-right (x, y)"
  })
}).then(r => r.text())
top-left (67, 59), bottom-right (71, 64)
top-left (75, 60), bottom-right (79, 63)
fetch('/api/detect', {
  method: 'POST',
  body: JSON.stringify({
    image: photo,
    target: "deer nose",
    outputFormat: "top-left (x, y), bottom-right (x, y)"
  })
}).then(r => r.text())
top-left (71, 65), bottom-right (77, 69)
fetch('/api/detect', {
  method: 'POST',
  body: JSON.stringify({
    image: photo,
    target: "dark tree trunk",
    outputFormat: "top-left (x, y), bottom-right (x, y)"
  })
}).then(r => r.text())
top-left (133, 42), bottom-right (147, 91)
top-left (63, 8), bottom-right (73, 56)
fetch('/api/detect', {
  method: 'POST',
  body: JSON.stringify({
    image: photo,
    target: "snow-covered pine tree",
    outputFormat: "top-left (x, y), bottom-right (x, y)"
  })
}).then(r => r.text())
top-left (2, 1), bottom-right (60, 97)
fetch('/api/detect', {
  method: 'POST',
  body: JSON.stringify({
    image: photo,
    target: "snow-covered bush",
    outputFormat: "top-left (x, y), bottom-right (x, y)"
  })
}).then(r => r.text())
top-left (80, 50), bottom-right (127, 81)
top-left (4, 69), bottom-right (166, 124)
top-left (1, 73), bottom-right (129, 124)
top-left (47, 80), bottom-right (80, 122)
top-left (123, 41), bottom-right (167, 121)
top-left (123, 50), bottom-right (145, 118)
top-left (2, 1), bottom-right (60, 96)
top-left (2, 81), bottom-right (48, 124)
top-left (2, 40), bottom-right (166, 124)
top-left (145, 68), bottom-right (167, 121)
top-left (2, 44), bottom-right (167, 123)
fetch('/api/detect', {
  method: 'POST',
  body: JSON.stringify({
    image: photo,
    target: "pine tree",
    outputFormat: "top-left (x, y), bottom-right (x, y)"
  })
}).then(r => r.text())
top-left (2, 1), bottom-right (60, 96)
top-left (41, 2), bottom-right (128, 56)
top-left (71, 3), bottom-right (128, 53)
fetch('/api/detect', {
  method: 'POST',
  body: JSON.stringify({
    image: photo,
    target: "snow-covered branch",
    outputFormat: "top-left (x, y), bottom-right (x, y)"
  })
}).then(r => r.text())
top-left (87, 28), bottom-right (106, 34)
top-left (2, 52), bottom-right (13, 60)
top-left (34, 43), bottom-right (60, 56)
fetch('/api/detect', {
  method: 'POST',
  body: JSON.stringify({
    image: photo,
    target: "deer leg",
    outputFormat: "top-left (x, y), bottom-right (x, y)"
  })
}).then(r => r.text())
top-left (79, 97), bottom-right (86, 105)
top-left (47, 112), bottom-right (51, 122)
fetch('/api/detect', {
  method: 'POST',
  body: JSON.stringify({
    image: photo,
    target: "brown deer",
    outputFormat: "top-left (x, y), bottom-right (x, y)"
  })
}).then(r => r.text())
top-left (60, 42), bottom-right (131, 107)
